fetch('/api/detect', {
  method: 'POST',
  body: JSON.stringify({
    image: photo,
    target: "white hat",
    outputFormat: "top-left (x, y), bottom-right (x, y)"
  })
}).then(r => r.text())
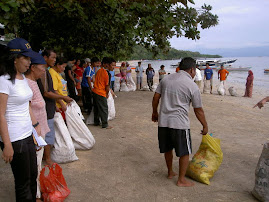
top-left (85, 58), bottom-right (91, 63)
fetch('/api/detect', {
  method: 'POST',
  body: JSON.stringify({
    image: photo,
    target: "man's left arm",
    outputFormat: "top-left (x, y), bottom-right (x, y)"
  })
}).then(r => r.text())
top-left (194, 107), bottom-right (208, 135)
top-left (192, 89), bottom-right (208, 135)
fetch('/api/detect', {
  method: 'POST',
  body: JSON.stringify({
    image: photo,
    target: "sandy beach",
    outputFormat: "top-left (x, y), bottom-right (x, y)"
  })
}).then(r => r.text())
top-left (0, 72), bottom-right (268, 201)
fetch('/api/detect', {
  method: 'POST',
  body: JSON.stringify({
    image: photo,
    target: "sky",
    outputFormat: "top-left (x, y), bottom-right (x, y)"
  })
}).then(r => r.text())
top-left (169, 0), bottom-right (269, 57)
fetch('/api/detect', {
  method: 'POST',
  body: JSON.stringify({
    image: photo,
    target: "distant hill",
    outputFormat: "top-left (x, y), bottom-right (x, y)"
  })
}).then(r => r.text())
top-left (188, 46), bottom-right (269, 57)
top-left (128, 45), bottom-right (222, 60)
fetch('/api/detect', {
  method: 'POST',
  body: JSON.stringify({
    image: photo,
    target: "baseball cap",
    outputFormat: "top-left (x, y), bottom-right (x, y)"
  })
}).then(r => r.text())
top-left (7, 38), bottom-right (37, 58)
top-left (31, 52), bottom-right (46, 65)
top-left (85, 58), bottom-right (91, 63)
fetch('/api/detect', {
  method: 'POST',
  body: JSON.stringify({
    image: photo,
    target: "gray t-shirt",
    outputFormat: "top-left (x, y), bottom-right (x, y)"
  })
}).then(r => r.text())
top-left (158, 69), bottom-right (166, 80)
top-left (156, 70), bottom-right (202, 130)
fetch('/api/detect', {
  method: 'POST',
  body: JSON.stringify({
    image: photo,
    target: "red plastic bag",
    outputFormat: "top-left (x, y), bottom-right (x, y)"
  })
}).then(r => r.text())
top-left (40, 163), bottom-right (70, 202)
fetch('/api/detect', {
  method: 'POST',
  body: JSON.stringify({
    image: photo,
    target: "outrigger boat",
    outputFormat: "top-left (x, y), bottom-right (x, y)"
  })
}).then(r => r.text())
top-left (171, 59), bottom-right (237, 70)
top-left (264, 69), bottom-right (269, 73)
top-left (216, 66), bottom-right (251, 72)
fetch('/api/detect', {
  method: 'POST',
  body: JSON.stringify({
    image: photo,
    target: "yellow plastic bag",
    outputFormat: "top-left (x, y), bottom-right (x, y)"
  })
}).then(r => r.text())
top-left (186, 134), bottom-right (223, 185)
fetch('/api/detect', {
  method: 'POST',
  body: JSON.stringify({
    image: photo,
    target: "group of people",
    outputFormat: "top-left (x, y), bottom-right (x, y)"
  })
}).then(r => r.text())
top-left (0, 36), bottom-right (262, 201)
top-left (135, 62), bottom-right (167, 91)
top-left (192, 63), bottom-right (254, 97)
top-left (152, 56), bottom-right (268, 188)
top-left (0, 38), bottom-right (117, 201)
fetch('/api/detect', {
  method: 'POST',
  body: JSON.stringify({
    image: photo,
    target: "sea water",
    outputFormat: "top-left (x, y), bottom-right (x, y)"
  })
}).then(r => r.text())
top-left (140, 57), bottom-right (269, 89)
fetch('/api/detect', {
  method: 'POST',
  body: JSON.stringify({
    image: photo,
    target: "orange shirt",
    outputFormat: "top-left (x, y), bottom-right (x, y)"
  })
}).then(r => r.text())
top-left (92, 68), bottom-right (109, 97)
top-left (218, 69), bottom-right (229, 81)
top-left (176, 67), bottom-right (180, 72)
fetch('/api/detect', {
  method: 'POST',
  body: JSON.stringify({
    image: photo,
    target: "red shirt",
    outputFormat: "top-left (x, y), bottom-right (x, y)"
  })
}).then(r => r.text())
top-left (74, 65), bottom-right (84, 78)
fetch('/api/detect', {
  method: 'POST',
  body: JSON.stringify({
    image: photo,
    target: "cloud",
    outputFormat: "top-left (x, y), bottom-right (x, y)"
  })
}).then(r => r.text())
top-left (217, 6), bottom-right (251, 15)
top-left (169, 0), bottom-right (269, 56)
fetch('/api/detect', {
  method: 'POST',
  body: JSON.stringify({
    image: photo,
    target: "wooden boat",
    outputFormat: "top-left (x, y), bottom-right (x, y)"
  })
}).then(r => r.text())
top-left (215, 66), bottom-right (251, 72)
top-left (264, 69), bottom-right (269, 73)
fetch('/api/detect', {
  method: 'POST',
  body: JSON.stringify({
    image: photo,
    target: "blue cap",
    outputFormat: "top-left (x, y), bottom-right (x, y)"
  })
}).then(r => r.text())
top-left (7, 38), bottom-right (37, 58)
top-left (31, 52), bottom-right (46, 65)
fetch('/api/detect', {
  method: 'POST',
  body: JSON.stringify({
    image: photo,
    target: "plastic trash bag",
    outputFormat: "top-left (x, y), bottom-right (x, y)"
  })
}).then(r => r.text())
top-left (252, 143), bottom-right (269, 201)
top-left (217, 82), bottom-right (225, 96)
top-left (66, 101), bottom-right (95, 150)
top-left (107, 91), bottom-right (116, 121)
top-left (40, 163), bottom-right (70, 202)
top-left (228, 86), bottom-right (237, 96)
top-left (186, 134), bottom-right (223, 185)
top-left (51, 112), bottom-right (78, 163)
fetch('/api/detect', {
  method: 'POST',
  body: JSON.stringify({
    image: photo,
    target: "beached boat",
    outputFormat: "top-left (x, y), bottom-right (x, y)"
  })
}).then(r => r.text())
top-left (171, 58), bottom-right (237, 69)
top-left (196, 59), bottom-right (220, 67)
top-left (264, 69), bottom-right (269, 73)
top-left (215, 66), bottom-right (251, 72)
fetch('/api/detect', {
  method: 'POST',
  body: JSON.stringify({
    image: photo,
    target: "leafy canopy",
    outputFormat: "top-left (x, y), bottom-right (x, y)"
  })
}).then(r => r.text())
top-left (0, 0), bottom-right (218, 59)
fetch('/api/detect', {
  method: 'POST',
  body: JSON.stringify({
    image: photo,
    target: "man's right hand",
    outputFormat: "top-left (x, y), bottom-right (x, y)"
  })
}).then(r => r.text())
top-left (201, 125), bottom-right (208, 135)
top-left (152, 112), bottom-right (158, 122)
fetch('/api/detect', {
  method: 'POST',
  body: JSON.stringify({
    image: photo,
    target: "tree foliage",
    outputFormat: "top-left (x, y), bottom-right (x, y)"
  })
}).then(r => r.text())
top-left (0, 0), bottom-right (218, 59)
top-left (129, 45), bottom-right (221, 60)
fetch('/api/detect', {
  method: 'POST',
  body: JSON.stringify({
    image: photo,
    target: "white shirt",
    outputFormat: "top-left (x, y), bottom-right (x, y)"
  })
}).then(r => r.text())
top-left (194, 68), bottom-right (202, 81)
top-left (0, 75), bottom-right (33, 142)
top-left (135, 66), bottom-right (144, 77)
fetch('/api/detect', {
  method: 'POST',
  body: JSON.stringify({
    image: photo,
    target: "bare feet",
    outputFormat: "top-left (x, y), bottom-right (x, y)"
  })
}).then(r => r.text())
top-left (177, 179), bottom-right (195, 187)
top-left (168, 171), bottom-right (177, 179)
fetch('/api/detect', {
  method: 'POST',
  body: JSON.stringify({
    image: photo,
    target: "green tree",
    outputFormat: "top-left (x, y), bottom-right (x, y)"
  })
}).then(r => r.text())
top-left (0, 0), bottom-right (218, 59)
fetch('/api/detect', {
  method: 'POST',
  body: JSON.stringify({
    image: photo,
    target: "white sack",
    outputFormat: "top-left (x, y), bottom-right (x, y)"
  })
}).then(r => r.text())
top-left (86, 108), bottom-right (95, 125)
top-left (66, 101), bottom-right (95, 150)
top-left (126, 76), bottom-right (136, 91)
top-left (120, 83), bottom-right (129, 92)
top-left (107, 91), bottom-right (116, 121)
top-left (152, 83), bottom-right (158, 92)
top-left (252, 143), bottom-right (269, 201)
top-left (114, 77), bottom-right (121, 92)
top-left (72, 101), bottom-right (84, 120)
top-left (114, 84), bottom-right (120, 92)
top-left (217, 82), bottom-right (225, 96)
top-left (142, 85), bottom-right (150, 91)
top-left (51, 112), bottom-right (78, 163)
top-left (228, 87), bottom-right (237, 96)
top-left (203, 80), bottom-right (211, 94)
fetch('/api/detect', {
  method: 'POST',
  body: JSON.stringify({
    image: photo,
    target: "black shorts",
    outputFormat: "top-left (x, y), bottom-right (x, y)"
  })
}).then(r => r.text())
top-left (158, 127), bottom-right (192, 157)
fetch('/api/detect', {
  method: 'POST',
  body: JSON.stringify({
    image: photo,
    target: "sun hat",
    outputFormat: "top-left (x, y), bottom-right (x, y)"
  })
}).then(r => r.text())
top-left (7, 38), bottom-right (37, 58)
top-left (31, 52), bottom-right (46, 65)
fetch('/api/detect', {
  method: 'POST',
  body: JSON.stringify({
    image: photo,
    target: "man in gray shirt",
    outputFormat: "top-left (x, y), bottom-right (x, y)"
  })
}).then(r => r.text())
top-left (152, 57), bottom-right (208, 187)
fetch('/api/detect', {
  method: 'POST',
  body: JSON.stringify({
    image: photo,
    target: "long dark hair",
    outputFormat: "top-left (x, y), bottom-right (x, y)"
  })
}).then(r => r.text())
top-left (0, 45), bottom-right (23, 83)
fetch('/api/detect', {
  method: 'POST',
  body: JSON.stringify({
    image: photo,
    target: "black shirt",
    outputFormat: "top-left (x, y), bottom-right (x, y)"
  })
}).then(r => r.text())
top-left (37, 69), bottom-right (56, 119)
